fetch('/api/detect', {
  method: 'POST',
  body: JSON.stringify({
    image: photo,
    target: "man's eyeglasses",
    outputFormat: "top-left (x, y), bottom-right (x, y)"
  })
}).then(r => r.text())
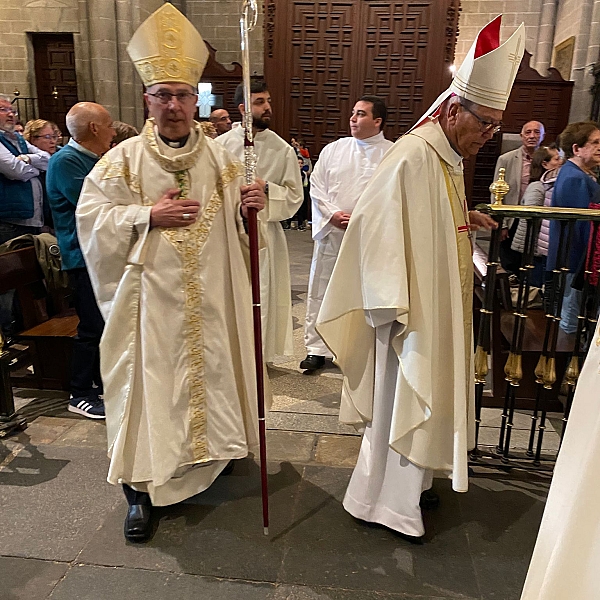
top-left (0, 107), bottom-right (18, 116)
top-left (147, 91), bottom-right (197, 104)
top-left (459, 101), bottom-right (502, 135)
top-left (34, 134), bottom-right (59, 140)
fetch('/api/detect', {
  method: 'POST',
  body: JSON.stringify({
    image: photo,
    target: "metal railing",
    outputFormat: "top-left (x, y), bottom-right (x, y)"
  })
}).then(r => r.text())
top-left (11, 93), bottom-right (39, 125)
top-left (471, 169), bottom-right (600, 471)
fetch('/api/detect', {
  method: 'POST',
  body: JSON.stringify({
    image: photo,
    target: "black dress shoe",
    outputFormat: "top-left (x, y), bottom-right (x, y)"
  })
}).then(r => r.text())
top-left (419, 488), bottom-right (440, 510)
top-left (299, 354), bottom-right (326, 371)
top-left (220, 460), bottom-right (235, 476)
top-left (124, 504), bottom-right (152, 543)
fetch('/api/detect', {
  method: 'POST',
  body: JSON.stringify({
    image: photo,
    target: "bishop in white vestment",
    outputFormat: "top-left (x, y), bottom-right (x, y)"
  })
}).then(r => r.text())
top-left (301, 96), bottom-right (393, 371)
top-left (317, 16), bottom-right (523, 539)
top-left (75, 4), bottom-right (268, 542)
top-left (217, 82), bottom-right (303, 362)
top-left (520, 322), bottom-right (600, 599)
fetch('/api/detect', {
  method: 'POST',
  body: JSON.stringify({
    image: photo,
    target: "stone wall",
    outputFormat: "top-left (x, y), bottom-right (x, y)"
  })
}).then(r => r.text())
top-left (456, 0), bottom-right (600, 122)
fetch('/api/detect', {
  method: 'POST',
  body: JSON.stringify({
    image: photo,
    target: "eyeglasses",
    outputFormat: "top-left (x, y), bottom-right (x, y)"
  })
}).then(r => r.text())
top-left (0, 107), bottom-right (17, 116)
top-left (147, 91), bottom-right (197, 104)
top-left (34, 134), bottom-right (59, 140)
top-left (459, 101), bottom-right (502, 134)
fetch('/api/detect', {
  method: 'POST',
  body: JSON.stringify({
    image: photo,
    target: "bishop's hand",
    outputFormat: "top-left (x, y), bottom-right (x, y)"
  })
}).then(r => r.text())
top-left (468, 210), bottom-right (498, 231)
top-left (150, 189), bottom-right (201, 228)
top-left (240, 181), bottom-right (266, 218)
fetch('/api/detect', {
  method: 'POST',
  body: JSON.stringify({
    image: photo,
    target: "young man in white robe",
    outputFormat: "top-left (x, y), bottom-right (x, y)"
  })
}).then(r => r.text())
top-left (520, 322), bottom-right (600, 599)
top-left (75, 4), bottom-right (267, 543)
top-left (217, 83), bottom-right (303, 363)
top-left (300, 95), bottom-right (393, 372)
top-left (316, 15), bottom-right (524, 540)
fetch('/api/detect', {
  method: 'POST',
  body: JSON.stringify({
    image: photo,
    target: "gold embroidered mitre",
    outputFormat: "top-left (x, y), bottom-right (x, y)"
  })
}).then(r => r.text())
top-left (127, 3), bottom-right (208, 88)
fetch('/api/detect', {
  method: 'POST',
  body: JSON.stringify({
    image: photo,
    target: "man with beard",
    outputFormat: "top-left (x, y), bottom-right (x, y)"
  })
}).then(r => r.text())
top-left (75, 3), bottom-right (267, 542)
top-left (217, 82), bottom-right (303, 363)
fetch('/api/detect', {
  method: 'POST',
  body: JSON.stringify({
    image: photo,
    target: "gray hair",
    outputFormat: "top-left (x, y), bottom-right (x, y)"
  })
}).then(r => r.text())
top-left (0, 94), bottom-right (13, 104)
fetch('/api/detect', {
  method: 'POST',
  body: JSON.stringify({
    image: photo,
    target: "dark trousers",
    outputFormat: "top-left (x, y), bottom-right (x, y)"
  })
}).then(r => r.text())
top-left (67, 267), bottom-right (104, 398)
top-left (123, 484), bottom-right (152, 507)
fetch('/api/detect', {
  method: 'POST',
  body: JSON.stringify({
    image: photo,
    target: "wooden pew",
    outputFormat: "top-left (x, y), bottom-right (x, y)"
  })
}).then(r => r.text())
top-left (0, 246), bottom-right (78, 391)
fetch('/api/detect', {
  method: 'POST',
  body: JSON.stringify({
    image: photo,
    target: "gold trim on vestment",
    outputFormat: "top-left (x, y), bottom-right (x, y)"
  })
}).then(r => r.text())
top-left (95, 156), bottom-right (142, 196)
top-left (159, 160), bottom-right (243, 462)
top-left (141, 118), bottom-right (206, 172)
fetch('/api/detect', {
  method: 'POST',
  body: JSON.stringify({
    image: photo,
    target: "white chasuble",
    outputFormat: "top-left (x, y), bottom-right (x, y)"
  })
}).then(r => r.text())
top-left (76, 120), bottom-right (266, 506)
top-left (317, 120), bottom-right (476, 508)
top-left (305, 133), bottom-right (393, 356)
top-left (217, 127), bottom-right (303, 361)
top-left (521, 322), bottom-right (600, 600)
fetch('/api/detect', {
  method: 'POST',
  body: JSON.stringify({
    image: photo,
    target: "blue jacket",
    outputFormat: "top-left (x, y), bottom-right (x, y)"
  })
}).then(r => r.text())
top-left (0, 134), bottom-right (35, 220)
top-left (46, 144), bottom-right (98, 271)
top-left (546, 160), bottom-right (600, 272)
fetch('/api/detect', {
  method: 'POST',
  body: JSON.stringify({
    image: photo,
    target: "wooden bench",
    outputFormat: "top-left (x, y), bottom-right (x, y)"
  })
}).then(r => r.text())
top-left (473, 243), bottom-right (565, 411)
top-left (0, 246), bottom-right (78, 392)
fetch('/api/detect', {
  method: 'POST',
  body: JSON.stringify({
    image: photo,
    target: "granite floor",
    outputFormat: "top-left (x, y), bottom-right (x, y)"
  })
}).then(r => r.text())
top-left (0, 229), bottom-right (553, 600)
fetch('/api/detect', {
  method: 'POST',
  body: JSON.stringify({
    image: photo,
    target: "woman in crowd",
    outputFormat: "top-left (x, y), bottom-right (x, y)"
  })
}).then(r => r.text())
top-left (23, 119), bottom-right (59, 155)
top-left (511, 144), bottom-right (563, 288)
top-left (547, 121), bottom-right (600, 334)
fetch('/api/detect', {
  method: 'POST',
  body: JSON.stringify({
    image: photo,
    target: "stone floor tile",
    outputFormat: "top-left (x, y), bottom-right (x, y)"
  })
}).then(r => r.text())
top-left (49, 564), bottom-right (278, 600)
top-left (78, 460), bottom-right (303, 583)
top-left (51, 420), bottom-right (108, 449)
top-left (267, 412), bottom-right (357, 436)
top-left (0, 445), bottom-right (121, 561)
top-left (0, 556), bottom-right (68, 600)
top-left (458, 475), bottom-right (547, 600)
top-left (313, 435), bottom-right (360, 467)
top-left (279, 467), bottom-right (479, 598)
top-left (16, 416), bottom-right (76, 445)
top-left (267, 430), bottom-right (317, 463)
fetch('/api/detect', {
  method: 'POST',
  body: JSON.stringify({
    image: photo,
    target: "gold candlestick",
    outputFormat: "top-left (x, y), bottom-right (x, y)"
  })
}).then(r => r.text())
top-left (490, 167), bottom-right (510, 206)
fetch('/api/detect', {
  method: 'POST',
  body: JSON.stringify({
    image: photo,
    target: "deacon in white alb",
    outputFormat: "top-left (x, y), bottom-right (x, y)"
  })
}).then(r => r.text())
top-left (75, 4), bottom-right (267, 543)
top-left (316, 15), bottom-right (524, 539)
top-left (217, 82), bottom-right (303, 363)
top-left (520, 322), bottom-right (600, 600)
top-left (300, 96), bottom-right (392, 372)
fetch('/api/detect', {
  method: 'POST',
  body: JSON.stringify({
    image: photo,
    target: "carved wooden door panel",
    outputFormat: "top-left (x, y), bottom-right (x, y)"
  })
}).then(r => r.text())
top-left (32, 34), bottom-right (78, 135)
top-left (265, 0), bottom-right (459, 155)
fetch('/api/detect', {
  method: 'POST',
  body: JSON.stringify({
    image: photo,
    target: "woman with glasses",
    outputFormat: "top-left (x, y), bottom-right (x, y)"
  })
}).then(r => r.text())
top-left (23, 119), bottom-right (60, 155)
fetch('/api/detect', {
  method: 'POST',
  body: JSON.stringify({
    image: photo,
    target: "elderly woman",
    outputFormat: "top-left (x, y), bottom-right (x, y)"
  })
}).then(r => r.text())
top-left (23, 119), bottom-right (59, 155)
top-left (547, 121), bottom-right (600, 333)
top-left (511, 144), bottom-right (563, 288)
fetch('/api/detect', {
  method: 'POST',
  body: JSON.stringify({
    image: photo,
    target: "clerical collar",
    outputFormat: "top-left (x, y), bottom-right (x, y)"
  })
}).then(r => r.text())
top-left (355, 131), bottom-right (386, 146)
top-left (159, 133), bottom-right (190, 148)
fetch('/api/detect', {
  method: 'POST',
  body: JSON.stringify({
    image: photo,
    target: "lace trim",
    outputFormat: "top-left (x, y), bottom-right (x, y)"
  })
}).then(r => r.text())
top-left (141, 118), bottom-right (206, 173)
top-left (161, 161), bottom-right (243, 461)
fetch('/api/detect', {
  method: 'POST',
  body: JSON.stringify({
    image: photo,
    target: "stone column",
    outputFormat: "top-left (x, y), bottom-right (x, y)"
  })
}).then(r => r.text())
top-left (86, 0), bottom-right (120, 119)
top-left (535, 0), bottom-right (559, 73)
top-left (569, 0), bottom-right (596, 121)
top-left (581, 0), bottom-right (600, 119)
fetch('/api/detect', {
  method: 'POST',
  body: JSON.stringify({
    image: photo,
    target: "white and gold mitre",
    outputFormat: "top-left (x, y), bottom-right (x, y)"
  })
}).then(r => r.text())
top-left (450, 15), bottom-right (525, 111)
top-left (127, 3), bottom-right (208, 88)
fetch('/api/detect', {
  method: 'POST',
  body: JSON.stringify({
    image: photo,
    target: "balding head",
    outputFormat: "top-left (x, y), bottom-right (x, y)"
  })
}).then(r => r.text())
top-left (209, 109), bottom-right (232, 135)
top-left (520, 120), bottom-right (545, 154)
top-left (66, 102), bottom-right (115, 155)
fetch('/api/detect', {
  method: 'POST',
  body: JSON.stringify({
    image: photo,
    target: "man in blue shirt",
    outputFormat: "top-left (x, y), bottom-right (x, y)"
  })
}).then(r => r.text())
top-left (47, 102), bottom-right (115, 418)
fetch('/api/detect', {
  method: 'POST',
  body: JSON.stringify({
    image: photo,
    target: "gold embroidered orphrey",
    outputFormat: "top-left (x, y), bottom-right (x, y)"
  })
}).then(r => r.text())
top-left (97, 132), bottom-right (244, 462)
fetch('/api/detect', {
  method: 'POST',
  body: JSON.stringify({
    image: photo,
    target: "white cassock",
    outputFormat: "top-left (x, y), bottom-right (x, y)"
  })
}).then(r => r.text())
top-left (76, 120), bottom-right (267, 506)
top-left (317, 120), bottom-right (475, 536)
top-left (217, 127), bottom-right (303, 362)
top-left (520, 323), bottom-right (600, 599)
top-left (305, 132), bottom-right (393, 357)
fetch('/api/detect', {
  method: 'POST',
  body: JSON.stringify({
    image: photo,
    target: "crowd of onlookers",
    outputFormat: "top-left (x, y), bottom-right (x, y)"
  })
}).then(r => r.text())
top-left (494, 119), bottom-right (600, 334)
